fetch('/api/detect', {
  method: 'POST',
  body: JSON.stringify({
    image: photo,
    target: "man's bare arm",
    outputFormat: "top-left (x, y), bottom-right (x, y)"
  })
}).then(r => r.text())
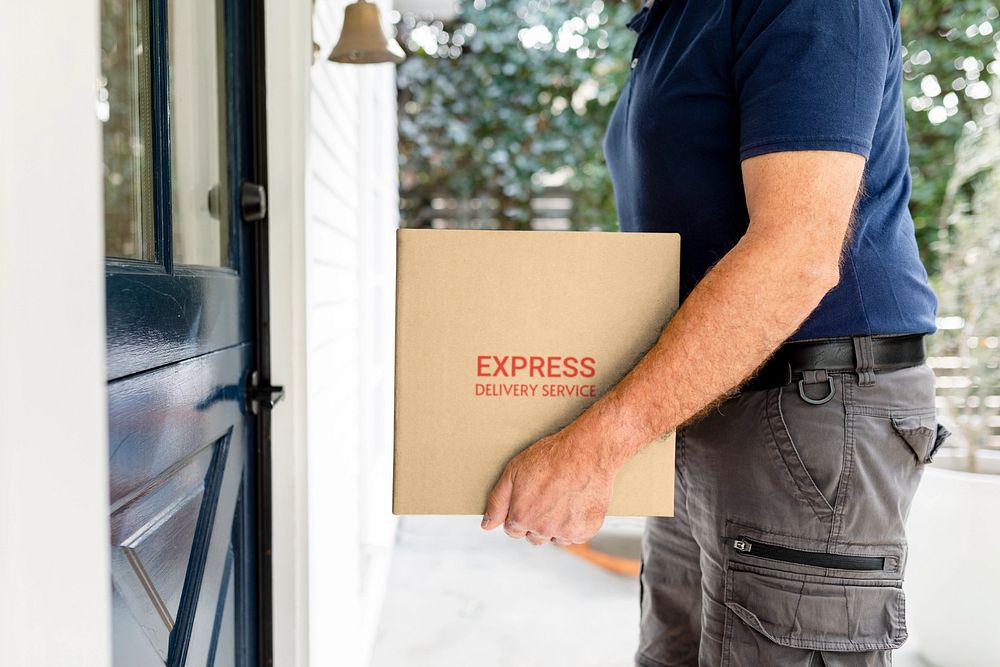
top-left (482, 150), bottom-right (865, 543)
top-left (576, 150), bottom-right (864, 471)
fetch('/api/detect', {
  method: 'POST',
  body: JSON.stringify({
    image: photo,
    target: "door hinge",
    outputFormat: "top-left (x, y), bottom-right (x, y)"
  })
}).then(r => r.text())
top-left (246, 370), bottom-right (284, 415)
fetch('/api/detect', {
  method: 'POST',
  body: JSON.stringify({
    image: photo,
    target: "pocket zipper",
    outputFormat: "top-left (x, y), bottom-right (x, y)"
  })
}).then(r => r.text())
top-left (722, 536), bottom-right (886, 571)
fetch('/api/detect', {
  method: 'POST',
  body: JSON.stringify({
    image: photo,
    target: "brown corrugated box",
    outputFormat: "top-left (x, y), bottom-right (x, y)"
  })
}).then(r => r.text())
top-left (393, 228), bottom-right (679, 516)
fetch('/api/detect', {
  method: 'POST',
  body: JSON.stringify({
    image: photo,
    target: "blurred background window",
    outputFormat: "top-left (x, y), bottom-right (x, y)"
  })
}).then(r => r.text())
top-left (100, 0), bottom-right (154, 261)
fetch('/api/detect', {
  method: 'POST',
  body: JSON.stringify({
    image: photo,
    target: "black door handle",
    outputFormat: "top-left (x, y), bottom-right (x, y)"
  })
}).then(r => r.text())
top-left (245, 370), bottom-right (284, 414)
top-left (240, 181), bottom-right (267, 222)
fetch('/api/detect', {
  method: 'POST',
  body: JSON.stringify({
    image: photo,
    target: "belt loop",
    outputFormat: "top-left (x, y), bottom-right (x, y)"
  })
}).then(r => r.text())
top-left (852, 335), bottom-right (876, 387)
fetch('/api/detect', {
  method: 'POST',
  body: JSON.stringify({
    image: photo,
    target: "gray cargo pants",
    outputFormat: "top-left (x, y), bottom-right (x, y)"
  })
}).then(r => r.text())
top-left (635, 356), bottom-right (948, 667)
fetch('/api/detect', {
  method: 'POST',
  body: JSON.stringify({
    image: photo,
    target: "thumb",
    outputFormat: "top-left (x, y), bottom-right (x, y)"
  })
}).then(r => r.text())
top-left (481, 467), bottom-right (513, 530)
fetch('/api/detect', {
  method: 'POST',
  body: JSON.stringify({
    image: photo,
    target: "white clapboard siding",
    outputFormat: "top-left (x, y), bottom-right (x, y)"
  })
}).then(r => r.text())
top-left (306, 1), bottom-right (399, 665)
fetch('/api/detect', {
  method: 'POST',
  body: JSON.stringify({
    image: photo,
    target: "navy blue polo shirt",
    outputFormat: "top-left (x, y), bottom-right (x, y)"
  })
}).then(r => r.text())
top-left (603, 0), bottom-right (938, 341)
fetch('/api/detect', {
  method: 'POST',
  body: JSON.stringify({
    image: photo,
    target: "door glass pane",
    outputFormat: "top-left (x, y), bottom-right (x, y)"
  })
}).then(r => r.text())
top-left (169, 0), bottom-right (230, 267)
top-left (100, 0), bottom-right (154, 261)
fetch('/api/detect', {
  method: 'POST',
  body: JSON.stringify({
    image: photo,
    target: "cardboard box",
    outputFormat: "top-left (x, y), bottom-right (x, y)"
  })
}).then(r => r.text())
top-left (393, 228), bottom-right (680, 516)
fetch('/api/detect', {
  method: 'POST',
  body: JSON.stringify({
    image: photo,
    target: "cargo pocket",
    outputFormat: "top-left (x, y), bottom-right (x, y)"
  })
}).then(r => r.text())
top-left (890, 411), bottom-right (946, 464)
top-left (766, 382), bottom-right (848, 520)
top-left (722, 562), bottom-right (906, 667)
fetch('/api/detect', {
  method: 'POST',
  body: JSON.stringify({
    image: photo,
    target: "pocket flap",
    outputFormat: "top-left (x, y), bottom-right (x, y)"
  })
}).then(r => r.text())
top-left (725, 565), bottom-right (907, 652)
top-left (890, 413), bottom-right (937, 463)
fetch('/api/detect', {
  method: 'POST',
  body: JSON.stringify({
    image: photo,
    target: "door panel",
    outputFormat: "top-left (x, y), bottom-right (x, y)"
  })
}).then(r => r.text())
top-left (105, 272), bottom-right (243, 384)
top-left (206, 547), bottom-right (238, 666)
top-left (108, 346), bottom-right (253, 667)
top-left (108, 347), bottom-right (249, 503)
top-left (113, 449), bottom-right (211, 655)
top-left (101, 0), bottom-right (265, 662)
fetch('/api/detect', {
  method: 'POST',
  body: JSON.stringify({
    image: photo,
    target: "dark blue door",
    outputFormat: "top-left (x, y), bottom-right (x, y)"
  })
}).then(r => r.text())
top-left (100, 0), bottom-right (270, 664)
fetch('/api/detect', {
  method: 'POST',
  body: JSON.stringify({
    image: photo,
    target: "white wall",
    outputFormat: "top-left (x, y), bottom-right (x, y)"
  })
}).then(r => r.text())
top-left (264, 1), bottom-right (313, 666)
top-left (236, 0), bottom-right (404, 662)
top-left (306, 2), bottom-right (400, 666)
top-left (0, 3), bottom-right (112, 665)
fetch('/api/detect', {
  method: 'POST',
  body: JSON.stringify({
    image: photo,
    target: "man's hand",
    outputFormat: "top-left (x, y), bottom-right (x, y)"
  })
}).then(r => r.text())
top-left (480, 424), bottom-right (616, 545)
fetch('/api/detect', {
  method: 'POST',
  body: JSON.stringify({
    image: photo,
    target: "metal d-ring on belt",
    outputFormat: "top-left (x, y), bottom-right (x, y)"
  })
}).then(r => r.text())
top-left (739, 334), bottom-right (928, 404)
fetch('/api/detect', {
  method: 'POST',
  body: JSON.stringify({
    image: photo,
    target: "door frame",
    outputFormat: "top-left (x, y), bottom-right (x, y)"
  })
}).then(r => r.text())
top-left (244, 0), bottom-right (277, 662)
top-left (260, 0), bottom-right (313, 665)
top-left (1, 1), bottom-right (314, 665)
top-left (0, 3), bottom-right (113, 665)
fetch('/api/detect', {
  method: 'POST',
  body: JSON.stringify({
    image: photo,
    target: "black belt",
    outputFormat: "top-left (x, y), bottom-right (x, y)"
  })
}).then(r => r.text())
top-left (741, 334), bottom-right (927, 395)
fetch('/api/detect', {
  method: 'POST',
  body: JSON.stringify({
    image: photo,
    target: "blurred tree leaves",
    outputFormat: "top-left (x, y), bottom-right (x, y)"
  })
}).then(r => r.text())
top-left (900, 0), bottom-right (999, 275)
top-left (929, 83), bottom-right (1000, 458)
top-left (397, 0), bottom-right (634, 230)
top-left (397, 0), bottom-right (1000, 274)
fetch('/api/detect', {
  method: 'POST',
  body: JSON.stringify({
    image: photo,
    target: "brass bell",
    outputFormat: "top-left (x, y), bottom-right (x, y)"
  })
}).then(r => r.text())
top-left (328, 0), bottom-right (405, 65)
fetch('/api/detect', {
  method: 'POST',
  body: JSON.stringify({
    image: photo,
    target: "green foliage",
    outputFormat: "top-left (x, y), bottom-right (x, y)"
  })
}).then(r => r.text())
top-left (397, 0), bottom-right (1000, 271)
top-left (899, 0), bottom-right (999, 274)
top-left (397, 0), bottom-right (634, 230)
top-left (928, 84), bottom-right (1000, 459)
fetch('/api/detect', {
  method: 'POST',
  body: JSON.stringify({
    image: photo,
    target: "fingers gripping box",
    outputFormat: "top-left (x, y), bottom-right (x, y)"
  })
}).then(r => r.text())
top-left (393, 228), bottom-right (679, 516)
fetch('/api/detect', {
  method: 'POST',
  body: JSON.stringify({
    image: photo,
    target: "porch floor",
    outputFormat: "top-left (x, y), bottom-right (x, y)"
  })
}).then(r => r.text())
top-left (371, 516), bottom-right (929, 667)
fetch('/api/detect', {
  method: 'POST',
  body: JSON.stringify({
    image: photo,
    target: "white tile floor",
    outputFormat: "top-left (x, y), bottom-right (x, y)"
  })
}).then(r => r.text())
top-left (371, 516), bottom-right (929, 667)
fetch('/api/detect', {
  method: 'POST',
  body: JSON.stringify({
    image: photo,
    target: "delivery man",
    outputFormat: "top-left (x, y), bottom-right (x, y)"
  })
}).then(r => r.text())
top-left (481, 0), bottom-right (948, 664)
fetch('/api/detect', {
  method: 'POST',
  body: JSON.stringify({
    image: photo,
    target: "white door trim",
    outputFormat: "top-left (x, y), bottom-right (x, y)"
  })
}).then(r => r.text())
top-left (265, 0), bottom-right (314, 664)
top-left (0, 3), bottom-right (112, 666)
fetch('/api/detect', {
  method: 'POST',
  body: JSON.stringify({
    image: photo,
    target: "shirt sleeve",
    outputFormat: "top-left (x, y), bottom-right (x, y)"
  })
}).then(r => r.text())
top-left (732, 0), bottom-right (894, 161)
